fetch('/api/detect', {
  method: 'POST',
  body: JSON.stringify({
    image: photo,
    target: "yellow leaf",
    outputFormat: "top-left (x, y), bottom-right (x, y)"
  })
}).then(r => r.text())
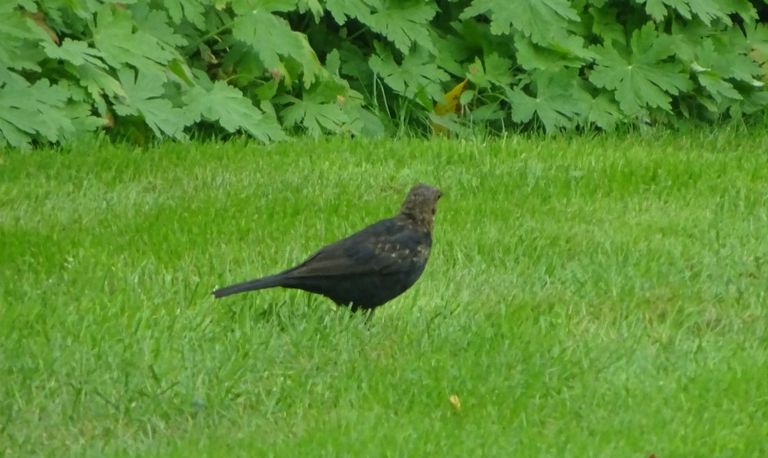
top-left (432, 79), bottom-right (468, 135)
top-left (448, 394), bottom-right (461, 411)
top-left (434, 79), bottom-right (468, 116)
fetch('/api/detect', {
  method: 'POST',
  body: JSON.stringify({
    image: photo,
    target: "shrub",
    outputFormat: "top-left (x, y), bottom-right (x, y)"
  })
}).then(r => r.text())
top-left (1, 0), bottom-right (766, 147)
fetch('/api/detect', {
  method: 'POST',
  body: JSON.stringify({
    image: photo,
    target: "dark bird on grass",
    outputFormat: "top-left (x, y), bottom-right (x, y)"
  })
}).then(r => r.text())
top-left (212, 184), bottom-right (442, 312)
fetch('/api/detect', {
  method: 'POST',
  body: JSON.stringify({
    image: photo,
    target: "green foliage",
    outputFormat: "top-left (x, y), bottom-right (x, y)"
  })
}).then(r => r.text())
top-left (0, 0), bottom-right (766, 147)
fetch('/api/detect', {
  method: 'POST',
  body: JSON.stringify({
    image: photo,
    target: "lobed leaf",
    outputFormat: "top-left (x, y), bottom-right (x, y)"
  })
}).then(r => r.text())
top-left (364, 1), bottom-right (437, 53)
top-left (467, 53), bottom-right (514, 88)
top-left (369, 46), bottom-right (449, 100)
top-left (507, 69), bottom-right (593, 132)
top-left (590, 23), bottom-right (692, 115)
top-left (113, 67), bottom-right (191, 140)
top-left (0, 72), bottom-right (102, 148)
top-left (92, 6), bottom-right (178, 79)
top-left (164, 0), bottom-right (206, 28)
top-left (460, 0), bottom-right (579, 45)
top-left (0, 4), bottom-right (48, 71)
top-left (42, 38), bottom-right (107, 68)
top-left (232, 9), bottom-right (324, 88)
top-left (184, 80), bottom-right (287, 142)
top-left (640, 0), bottom-right (755, 24)
top-left (324, 0), bottom-right (371, 24)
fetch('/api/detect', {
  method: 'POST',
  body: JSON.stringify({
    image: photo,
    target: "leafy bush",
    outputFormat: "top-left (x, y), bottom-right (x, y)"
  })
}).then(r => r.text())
top-left (1, 0), bottom-right (767, 147)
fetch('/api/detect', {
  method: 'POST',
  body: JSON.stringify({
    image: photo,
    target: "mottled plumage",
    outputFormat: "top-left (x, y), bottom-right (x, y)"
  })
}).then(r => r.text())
top-left (212, 184), bottom-right (442, 311)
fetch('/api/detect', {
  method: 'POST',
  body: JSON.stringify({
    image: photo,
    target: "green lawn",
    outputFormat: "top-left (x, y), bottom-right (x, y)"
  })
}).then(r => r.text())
top-left (2, 131), bottom-right (767, 456)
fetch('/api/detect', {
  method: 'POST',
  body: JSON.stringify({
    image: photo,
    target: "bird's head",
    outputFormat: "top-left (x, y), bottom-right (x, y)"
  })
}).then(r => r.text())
top-left (400, 183), bottom-right (442, 232)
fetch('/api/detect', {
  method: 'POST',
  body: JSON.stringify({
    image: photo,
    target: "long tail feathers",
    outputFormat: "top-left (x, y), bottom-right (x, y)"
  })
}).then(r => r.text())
top-left (212, 275), bottom-right (284, 298)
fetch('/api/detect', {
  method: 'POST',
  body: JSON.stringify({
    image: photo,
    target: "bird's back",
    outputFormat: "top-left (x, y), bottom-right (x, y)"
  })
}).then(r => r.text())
top-left (277, 216), bottom-right (432, 309)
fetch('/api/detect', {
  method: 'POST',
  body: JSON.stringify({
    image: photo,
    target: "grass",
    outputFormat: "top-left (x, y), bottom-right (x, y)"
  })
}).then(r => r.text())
top-left (1, 130), bottom-right (768, 456)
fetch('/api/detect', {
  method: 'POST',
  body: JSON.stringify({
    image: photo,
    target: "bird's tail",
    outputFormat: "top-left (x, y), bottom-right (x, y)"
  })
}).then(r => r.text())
top-left (212, 275), bottom-right (284, 298)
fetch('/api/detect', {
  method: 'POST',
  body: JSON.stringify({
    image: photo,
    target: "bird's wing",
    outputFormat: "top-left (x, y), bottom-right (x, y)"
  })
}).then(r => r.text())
top-left (281, 219), bottom-right (427, 278)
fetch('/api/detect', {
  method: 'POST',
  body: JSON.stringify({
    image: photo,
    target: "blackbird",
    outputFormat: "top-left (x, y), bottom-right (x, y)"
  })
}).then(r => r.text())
top-left (212, 183), bottom-right (442, 311)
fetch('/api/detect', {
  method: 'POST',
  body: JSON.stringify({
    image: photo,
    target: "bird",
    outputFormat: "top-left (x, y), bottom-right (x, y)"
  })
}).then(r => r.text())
top-left (212, 183), bottom-right (442, 312)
